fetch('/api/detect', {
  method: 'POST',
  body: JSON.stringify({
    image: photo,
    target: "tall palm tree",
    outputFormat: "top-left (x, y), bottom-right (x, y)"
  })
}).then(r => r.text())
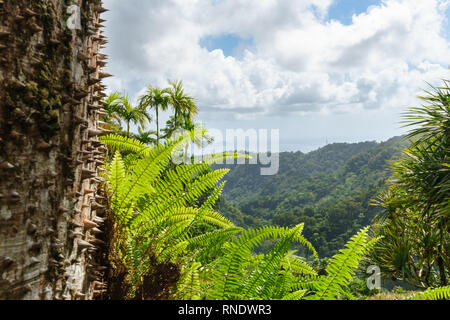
top-left (139, 86), bottom-right (170, 144)
top-left (102, 92), bottom-right (124, 132)
top-left (163, 80), bottom-right (200, 141)
top-left (167, 80), bottom-right (196, 132)
top-left (180, 97), bottom-right (199, 162)
top-left (116, 95), bottom-right (151, 137)
top-left (181, 93), bottom-right (198, 128)
top-left (161, 80), bottom-right (192, 138)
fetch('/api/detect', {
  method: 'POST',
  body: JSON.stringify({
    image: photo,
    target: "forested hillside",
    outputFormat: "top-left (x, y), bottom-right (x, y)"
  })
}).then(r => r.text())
top-left (218, 136), bottom-right (410, 257)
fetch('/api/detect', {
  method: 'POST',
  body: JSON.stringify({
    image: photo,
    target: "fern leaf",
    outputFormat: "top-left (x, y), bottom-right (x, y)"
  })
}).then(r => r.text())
top-left (406, 286), bottom-right (450, 300)
top-left (307, 227), bottom-right (379, 300)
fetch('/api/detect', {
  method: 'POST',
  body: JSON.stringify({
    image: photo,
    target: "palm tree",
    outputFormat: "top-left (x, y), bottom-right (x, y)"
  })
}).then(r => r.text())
top-left (167, 80), bottom-right (198, 135)
top-left (116, 95), bottom-right (152, 137)
top-left (139, 86), bottom-right (170, 144)
top-left (161, 81), bottom-right (200, 153)
top-left (102, 92), bottom-right (124, 132)
top-left (133, 127), bottom-right (157, 145)
top-left (181, 92), bottom-right (198, 129)
top-left (180, 98), bottom-right (200, 162)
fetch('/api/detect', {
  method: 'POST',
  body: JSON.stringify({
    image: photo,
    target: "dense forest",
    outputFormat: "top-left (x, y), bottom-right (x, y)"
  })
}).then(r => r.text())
top-left (217, 136), bottom-right (410, 257)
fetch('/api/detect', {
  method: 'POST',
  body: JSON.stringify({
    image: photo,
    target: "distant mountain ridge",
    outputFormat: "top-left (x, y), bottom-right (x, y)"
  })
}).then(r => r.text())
top-left (216, 136), bottom-right (409, 257)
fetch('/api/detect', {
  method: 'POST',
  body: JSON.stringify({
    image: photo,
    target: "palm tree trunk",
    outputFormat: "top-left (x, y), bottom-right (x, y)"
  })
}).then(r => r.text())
top-left (156, 106), bottom-right (159, 145)
top-left (174, 109), bottom-right (178, 132)
top-left (0, 0), bottom-right (109, 300)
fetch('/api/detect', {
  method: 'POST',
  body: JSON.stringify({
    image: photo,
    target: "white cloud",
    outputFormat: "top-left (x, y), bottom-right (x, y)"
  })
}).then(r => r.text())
top-left (102, 0), bottom-right (450, 122)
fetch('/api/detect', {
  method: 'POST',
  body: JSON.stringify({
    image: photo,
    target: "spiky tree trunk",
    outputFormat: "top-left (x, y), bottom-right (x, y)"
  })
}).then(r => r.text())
top-left (0, 0), bottom-right (111, 300)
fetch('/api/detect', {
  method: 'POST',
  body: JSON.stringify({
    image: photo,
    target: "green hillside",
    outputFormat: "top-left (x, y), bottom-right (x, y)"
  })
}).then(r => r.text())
top-left (217, 136), bottom-right (410, 257)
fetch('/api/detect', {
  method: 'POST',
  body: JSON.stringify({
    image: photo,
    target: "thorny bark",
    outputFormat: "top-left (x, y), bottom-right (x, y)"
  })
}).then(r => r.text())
top-left (0, 0), bottom-right (111, 300)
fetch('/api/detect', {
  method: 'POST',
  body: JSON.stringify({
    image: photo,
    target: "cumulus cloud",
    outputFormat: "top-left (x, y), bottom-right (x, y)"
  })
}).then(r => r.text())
top-left (101, 0), bottom-right (450, 122)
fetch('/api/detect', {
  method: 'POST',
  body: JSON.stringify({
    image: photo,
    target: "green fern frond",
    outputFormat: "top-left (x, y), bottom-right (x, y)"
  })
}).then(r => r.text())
top-left (109, 151), bottom-right (125, 199)
top-left (176, 262), bottom-right (203, 300)
top-left (406, 286), bottom-right (450, 300)
top-left (242, 225), bottom-right (303, 299)
top-left (100, 134), bottom-right (150, 155)
top-left (306, 227), bottom-right (379, 300)
top-left (283, 255), bottom-right (317, 276)
top-left (281, 290), bottom-right (308, 300)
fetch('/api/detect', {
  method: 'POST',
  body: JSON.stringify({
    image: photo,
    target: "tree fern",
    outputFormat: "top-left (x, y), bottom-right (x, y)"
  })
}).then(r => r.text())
top-left (103, 134), bottom-right (247, 297)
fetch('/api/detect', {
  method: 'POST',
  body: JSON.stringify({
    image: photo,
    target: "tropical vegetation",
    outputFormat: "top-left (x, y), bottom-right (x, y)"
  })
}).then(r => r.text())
top-left (369, 81), bottom-right (450, 289)
top-left (100, 133), bottom-right (380, 300)
top-left (98, 78), bottom-right (450, 300)
top-left (101, 80), bottom-right (199, 145)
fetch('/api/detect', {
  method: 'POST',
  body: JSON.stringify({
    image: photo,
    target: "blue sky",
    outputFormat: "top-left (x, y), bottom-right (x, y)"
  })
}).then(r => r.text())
top-left (327, 0), bottom-right (382, 25)
top-left (443, 4), bottom-right (450, 39)
top-left (200, 1), bottom-right (384, 58)
top-left (200, 34), bottom-right (254, 57)
top-left (199, 0), bottom-right (449, 63)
